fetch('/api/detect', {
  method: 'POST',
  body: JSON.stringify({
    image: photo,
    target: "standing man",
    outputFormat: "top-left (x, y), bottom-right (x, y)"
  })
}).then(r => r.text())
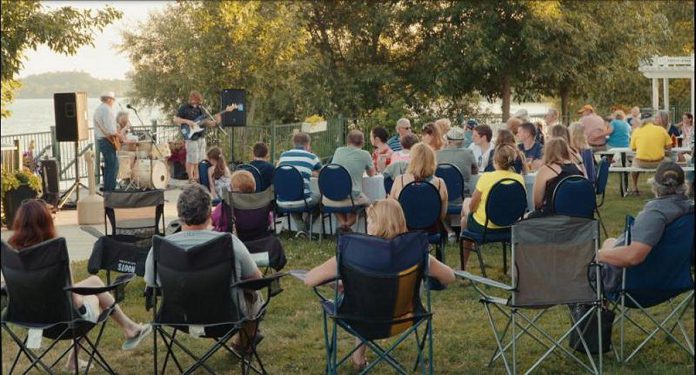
top-left (174, 91), bottom-right (209, 183)
top-left (94, 91), bottom-right (120, 191)
top-left (578, 104), bottom-right (608, 151)
top-left (387, 118), bottom-right (412, 152)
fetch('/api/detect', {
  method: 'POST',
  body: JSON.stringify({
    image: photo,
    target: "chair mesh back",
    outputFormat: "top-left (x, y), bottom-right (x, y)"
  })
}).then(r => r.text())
top-left (552, 176), bottom-right (595, 218)
top-left (486, 178), bottom-right (526, 227)
top-left (88, 235), bottom-right (150, 276)
top-left (595, 157), bottom-right (610, 195)
top-left (511, 216), bottom-right (598, 307)
top-left (1, 238), bottom-right (75, 324)
top-left (581, 149), bottom-right (596, 184)
top-left (273, 165), bottom-right (305, 202)
top-left (623, 213), bottom-right (695, 307)
top-left (337, 232), bottom-right (429, 340)
top-left (398, 181), bottom-right (440, 230)
top-left (435, 163), bottom-right (464, 202)
top-left (236, 164), bottom-right (263, 192)
top-left (152, 235), bottom-right (244, 329)
top-left (199, 160), bottom-right (211, 190)
top-left (318, 164), bottom-right (353, 201)
top-left (224, 190), bottom-right (274, 241)
top-left (104, 190), bottom-right (165, 247)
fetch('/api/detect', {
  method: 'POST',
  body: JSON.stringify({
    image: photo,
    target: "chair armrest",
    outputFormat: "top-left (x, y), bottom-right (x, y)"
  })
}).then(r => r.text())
top-left (455, 271), bottom-right (514, 291)
top-left (311, 276), bottom-right (341, 302)
top-left (231, 272), bottom-right (287, 291)
top-left (143, 286), bottom-right (161, 311)
top-left (65, 274), bottom-right (135, 302)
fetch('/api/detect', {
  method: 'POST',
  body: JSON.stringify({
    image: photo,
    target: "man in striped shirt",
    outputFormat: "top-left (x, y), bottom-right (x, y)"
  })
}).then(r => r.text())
top-left (386, 118), bottom-right (413, 152)
top-left (277, 132), bottom-right (322, 235)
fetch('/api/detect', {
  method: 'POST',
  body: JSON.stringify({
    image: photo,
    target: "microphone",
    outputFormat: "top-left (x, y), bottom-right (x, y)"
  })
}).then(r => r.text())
top-left (126, 104), bottom-right (138, 112)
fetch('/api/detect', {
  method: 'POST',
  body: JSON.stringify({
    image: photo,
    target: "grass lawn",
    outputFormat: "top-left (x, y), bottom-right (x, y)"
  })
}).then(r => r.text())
top-left (2, 175), bottom-right (694, 374)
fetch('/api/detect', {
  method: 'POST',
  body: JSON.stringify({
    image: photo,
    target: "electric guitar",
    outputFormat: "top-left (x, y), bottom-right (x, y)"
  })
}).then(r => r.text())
top-left (181, 104), bottom-right (239, 141)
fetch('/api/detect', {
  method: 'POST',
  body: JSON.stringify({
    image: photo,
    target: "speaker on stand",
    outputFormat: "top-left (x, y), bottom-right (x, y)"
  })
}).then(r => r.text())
top-left (54, 92), bottom-right (90, 209)
top-left (220, 89), bottom-right (247, 165)
top-left (39, 158), bottom-right (60, 211)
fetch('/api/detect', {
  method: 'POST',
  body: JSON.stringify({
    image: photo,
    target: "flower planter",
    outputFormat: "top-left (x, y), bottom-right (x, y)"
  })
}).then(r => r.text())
top-left (3, 184), bottom-right (38, 227)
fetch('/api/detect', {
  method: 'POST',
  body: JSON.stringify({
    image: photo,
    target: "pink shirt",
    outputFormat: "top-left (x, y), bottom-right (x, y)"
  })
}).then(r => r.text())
top-left (390, 150), bottom-right (410, 163)
top-left (581, 114), bottom-right (607, 146)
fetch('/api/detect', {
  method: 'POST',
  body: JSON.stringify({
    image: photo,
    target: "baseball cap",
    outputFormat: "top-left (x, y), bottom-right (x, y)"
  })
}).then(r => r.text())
top-left (640, 111), bottom-right (653, 120)
top-left (651, 162), bottom-right (685, 187)
top-left (465, 118), bottom-right (478, 129)
top-left (512, 109), bottom-right (528, 120)
top-left (446, 126), bottom-right (465, 140)
top-left (101, 91), bottom-right (116, 100)
top-left (577, 104), bottom-right (594, 114)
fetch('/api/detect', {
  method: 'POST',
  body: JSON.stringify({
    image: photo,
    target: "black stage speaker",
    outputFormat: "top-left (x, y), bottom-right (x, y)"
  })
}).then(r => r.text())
top-left (40, 158), bottom-right (60, 206)
top-left (221, 88), bottom-right (246, 127)
top-left (54, 92), bottom-right (89, 141)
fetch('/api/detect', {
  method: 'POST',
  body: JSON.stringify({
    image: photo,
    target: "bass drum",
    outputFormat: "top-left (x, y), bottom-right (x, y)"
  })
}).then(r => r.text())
top-left (132, 159), bottom-right (169, 190)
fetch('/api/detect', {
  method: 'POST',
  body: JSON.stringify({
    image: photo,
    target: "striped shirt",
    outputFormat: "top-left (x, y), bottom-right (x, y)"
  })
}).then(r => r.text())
top-left (387, 135), bottom-right (402, 152)
top-left (278, 148), bottom-right (322, 197)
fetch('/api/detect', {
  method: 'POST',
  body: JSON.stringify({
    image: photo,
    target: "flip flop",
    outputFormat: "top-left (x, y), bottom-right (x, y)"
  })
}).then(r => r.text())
top-left (122, 324), bottom-right (152, 350)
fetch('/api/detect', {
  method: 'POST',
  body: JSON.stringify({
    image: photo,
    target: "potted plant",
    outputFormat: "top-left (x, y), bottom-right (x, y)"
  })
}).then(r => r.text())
top-left (2, 167), bottom-right (42, 227)
top-left (302, 114), bottom-right (328, 133)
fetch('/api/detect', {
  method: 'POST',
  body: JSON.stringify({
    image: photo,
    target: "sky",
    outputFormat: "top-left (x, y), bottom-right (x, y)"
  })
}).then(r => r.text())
top-left (18, 1), bottom-right (170, 80)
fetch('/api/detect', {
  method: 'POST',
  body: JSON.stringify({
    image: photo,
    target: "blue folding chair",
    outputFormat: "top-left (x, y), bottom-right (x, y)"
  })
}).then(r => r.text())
top-left (236, 163), bottom-right (263, 192)
top-left (198, 159), bottom-right (211, 190)
top-left (594, 157), bottom-right (610, 237)
top-left (435, 163), bottom-right (465, 215)
top-left (273, 165), bottom-right (318, 239)
top-left (398, 181), bottom-right (445, 263)
top-left (315, 232), bottom-right (433, 374)
top-left (581, 149), bottom-right (596, 186)
top-left (552, 175), bottom-right (596, 219)
top-left (608, 213), bottom-right (695, 363)
top-left (384, 175), bottom-right (395, 196)
top-left (459, 178), bottom-right (526, 277)
top-left (318, 164), bottom-right (368, 238)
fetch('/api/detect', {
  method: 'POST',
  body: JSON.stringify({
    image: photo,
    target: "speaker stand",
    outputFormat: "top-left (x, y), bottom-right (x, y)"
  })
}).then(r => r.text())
top-left (58, 141), bottom-right (88, 209)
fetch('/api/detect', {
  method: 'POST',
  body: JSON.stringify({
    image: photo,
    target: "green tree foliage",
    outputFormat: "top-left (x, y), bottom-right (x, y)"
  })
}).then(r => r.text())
top-left (16, 72), bottom-right (130, 98)
top-left (0, 0), bottom-right (121, 118)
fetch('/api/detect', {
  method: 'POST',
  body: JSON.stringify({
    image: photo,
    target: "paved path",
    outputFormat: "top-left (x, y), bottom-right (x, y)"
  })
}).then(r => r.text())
top-left (1, 185), bottom-right (186, 261)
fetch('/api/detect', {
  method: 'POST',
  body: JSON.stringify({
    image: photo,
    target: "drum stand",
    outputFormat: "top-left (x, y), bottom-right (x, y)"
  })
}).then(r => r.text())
top-left (58, 141), bottom-right (89, 209)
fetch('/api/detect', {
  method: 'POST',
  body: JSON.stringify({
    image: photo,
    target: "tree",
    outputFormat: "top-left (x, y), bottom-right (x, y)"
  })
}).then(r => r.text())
top-left (0, 0), bottom-right (121, 118)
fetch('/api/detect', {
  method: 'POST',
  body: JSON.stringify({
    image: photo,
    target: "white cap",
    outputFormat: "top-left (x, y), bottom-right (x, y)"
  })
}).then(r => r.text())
top-left (512, 108), bottom-right (528, 120)
top-left (101, 91), bottom-right (116, 100)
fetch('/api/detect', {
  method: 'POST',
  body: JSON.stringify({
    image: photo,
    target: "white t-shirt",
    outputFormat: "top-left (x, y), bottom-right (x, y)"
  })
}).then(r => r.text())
top-left (468, 141), bottom-right (495, 169)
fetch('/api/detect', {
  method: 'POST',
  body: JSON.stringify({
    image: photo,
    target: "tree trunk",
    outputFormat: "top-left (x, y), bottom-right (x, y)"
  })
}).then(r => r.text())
top-left (501, 75), bottom-right (511, 122)
top-left (560, 86), bottom-right (570, 126)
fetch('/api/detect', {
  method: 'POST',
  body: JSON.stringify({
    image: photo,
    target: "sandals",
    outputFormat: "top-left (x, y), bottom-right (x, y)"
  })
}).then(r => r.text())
top-left (122, 324), bottom-right (152, 350)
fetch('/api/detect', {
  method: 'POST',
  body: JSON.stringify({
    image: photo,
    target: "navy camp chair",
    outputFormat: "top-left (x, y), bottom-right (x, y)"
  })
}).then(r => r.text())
top-left (315, 232), bottom-right (433, 374)
top-left (236, 164), bottom-right (263, 192)
top-left (608, 213), bottom-right (695, 363)
top-left (273, 165), bottom-right (317, 238)
top-left (459, 178), bottom-right (526, 277)
top-left (594, 157), bottom-right (610, 237)
top-left (398, 180), bottom-right (446, 263)
top-left (435, 163), bottom-right (465, 215)
top-left (318, 164), bottom-right (368, 238)
top-left (552, 175), bottom-right (596, 219)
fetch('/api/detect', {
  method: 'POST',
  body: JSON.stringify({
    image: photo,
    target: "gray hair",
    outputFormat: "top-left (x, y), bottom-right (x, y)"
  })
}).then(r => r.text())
top-left (546, 108), bottom-right (559, 118)
top-left (177, 184), bottom-right (211, 225)
top-left (448, 139), bottom-right (463, 148)
top-left (116, 111), bottom-right (129, 125)
top-left (651, 180), bottom-right (686, 197)
top-left (396, 118), bottom-right (411, 129)
top-left (655, 110), bottom-right (670, 127)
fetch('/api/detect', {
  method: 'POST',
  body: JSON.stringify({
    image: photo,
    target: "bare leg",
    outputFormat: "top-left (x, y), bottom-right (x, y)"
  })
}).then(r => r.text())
top-left (460, 198), bottom-right (474, 270)
top-left (351, 338), bottom-right (367, 368)
top-left (631, 172), bottom-right (639, 193)
top-left (344, 213), bottom-right (357, 228)
top-left (335, 213), bottom-right (347, 228)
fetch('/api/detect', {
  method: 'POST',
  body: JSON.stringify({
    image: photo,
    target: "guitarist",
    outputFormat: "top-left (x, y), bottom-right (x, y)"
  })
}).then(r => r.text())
top-left (94, 91), bottom-right (121, 191)
top-left (174, 90), bottom-right (234, 183)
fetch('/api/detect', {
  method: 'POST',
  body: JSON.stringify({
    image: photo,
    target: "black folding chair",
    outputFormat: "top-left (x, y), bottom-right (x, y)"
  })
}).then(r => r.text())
top-left (148, 234), bottom-right (286, 375)
top-left (103, 189), bottom-right (165, 248)
top-left (1, 238), bottom-right (134, 374)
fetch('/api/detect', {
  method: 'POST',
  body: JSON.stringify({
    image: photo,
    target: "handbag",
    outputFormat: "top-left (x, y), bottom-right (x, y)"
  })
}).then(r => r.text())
top-left (568, 304), bottom-right (614, 354)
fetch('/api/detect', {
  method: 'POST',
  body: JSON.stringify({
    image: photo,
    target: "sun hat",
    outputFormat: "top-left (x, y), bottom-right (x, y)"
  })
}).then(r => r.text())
top-left (100, 91), bottom-right (116, 100)
top-left (576, 104), bottom-right (594, 114)
top-left (446, 126), bottom-right (465, 140)
top-left (512, 109), bottom-right (528, 120)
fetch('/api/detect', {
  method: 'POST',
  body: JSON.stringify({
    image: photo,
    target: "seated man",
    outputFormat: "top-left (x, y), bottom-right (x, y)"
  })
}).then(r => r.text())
top-left (437, 126), bottom-right (478, 196)
top-left (598, 162), bottom-right (694, 267)
top-left (144, 184), bottom-right (263, 351)
top-left (249, 142), bottom-right (274, 191)
top-left (517, 122), bottom-right (544, 171)
top-left (277, 132), bottom-right (322, 235)
top-left (328, 130), bottom-right (376, 232)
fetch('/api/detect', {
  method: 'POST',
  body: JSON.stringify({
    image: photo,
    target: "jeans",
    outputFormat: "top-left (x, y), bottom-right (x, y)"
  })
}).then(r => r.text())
top-left (98, 138), bottom-right (118, 191)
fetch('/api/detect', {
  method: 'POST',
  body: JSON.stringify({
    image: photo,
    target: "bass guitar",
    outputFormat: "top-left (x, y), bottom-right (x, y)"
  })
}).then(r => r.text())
top-left (181, 104), bottom-right (239, 141)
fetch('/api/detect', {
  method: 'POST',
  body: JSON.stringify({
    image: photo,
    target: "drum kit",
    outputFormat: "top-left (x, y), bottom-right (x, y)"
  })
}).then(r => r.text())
top-left (117, 137), bottom-right (171, 190)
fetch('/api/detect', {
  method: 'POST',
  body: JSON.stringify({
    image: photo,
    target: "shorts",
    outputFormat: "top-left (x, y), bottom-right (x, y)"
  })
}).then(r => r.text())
top-left (79, 303), bottom-right (99, 323)
top-left (632, 158), bottom-right (663, 169)
top-left (590, 144), bottom-right (607, 152)
top-left (322, 193), bottom-right (370, 207)
top-left (185, 137), bottom-right (207, 164)
top-left (465, 213), bottom-right (508, 234)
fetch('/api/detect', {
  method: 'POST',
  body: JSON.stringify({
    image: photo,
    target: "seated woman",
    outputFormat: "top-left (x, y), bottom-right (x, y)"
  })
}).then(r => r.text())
top-left (305, 199), bottom-right (455, 370)
top-left (484, 128), bottom-right (527, 174)
top-left (7, 200), bottom-right (151, 371)
top-left (529, 137), bottom-right (584, 216)
top-left (370, 126), bottom-right (393, 172)
top-left (421, 122), bottom-right (444, 151)
top-left (548, 124), bottom-right (583, 165)
top-left (460, 145), bottom-right (524, 270)
top-left (390, 142), bottom-right (448, 222)
top-left (390, 133), bottom-right (418, 164)
top-left (206, 147), bottom-right (232, 201)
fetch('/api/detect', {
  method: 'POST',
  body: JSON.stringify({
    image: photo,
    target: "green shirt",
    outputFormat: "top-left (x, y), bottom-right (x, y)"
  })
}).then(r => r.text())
top-left (331, 146), bottom-right (374, 197)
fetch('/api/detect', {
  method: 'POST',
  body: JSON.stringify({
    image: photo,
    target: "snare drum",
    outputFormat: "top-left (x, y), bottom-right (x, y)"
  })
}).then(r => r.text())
top-left (131, 159), bottom-right (169, 189)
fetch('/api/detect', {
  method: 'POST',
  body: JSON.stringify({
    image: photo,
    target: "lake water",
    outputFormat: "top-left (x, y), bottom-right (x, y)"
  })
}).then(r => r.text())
top-left (1, 98), bottom-right (552, 136)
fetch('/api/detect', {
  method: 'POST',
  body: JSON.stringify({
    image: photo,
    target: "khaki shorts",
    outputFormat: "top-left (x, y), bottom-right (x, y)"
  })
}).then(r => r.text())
top-left (322, 193), bottom-right (370, 207)
top-left (185, 138), bottom-right (207, 164)
top-left (632, 158), bottom-right (663, 169)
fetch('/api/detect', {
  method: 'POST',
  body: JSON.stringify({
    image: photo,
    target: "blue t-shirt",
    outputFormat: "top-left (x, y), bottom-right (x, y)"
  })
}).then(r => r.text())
top-left (249, 160), bottom-right (275, 191)
top-left (607, 119), bottom-right (631, 148)
top-left (518, 142), bottom-right (543, 161)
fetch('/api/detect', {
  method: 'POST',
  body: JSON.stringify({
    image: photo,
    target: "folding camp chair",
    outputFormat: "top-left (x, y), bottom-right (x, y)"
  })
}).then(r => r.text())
top-left (457, 216), bottom-right (604, 374)
top-left (435, 163), bottom-right (465, 215)
top-left (87, 233), bottom-right (150, 284)
top-left (148, 234), bottom-right (285, 375)
top-left (1, 238), bottom-right (135, 375)
top-left (318, 164), bottom-right (369, 239)
top-left (315, 232), bottom-right (433, 374)
top-left (236, 164), bottom-right (264, 192)
top-left (273, 165), bottom-right (318, 239)
top-left (398, 180), bottom-right (445, 263)
top-left (103, 189), bottom-right (165, 248)
top-left (459, 178), bottom-right (527, 276)
top-left (607, 213), bottom-right (695, 363)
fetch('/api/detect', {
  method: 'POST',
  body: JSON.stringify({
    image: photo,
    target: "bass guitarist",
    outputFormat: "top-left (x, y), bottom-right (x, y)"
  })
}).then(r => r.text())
top-left (94, 91), bottom-right (122, 192)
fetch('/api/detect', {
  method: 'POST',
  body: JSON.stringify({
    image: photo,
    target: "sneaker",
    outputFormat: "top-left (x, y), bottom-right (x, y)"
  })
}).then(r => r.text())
top-left (447, 232), bottom-right (457, 244)
top-left (295, 231), bottom-right (308, 239)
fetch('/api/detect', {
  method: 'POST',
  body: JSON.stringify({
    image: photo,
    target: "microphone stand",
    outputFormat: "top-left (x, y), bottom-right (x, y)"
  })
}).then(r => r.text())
top-left (201, 104), bottom-right (228, 136)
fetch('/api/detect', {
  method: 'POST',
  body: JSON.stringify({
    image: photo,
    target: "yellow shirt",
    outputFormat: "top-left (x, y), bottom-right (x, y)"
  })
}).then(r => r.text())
top-left (630, 123), bottom-right (671, 161)
top-left (473, 170), bottom-right (525, 228)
